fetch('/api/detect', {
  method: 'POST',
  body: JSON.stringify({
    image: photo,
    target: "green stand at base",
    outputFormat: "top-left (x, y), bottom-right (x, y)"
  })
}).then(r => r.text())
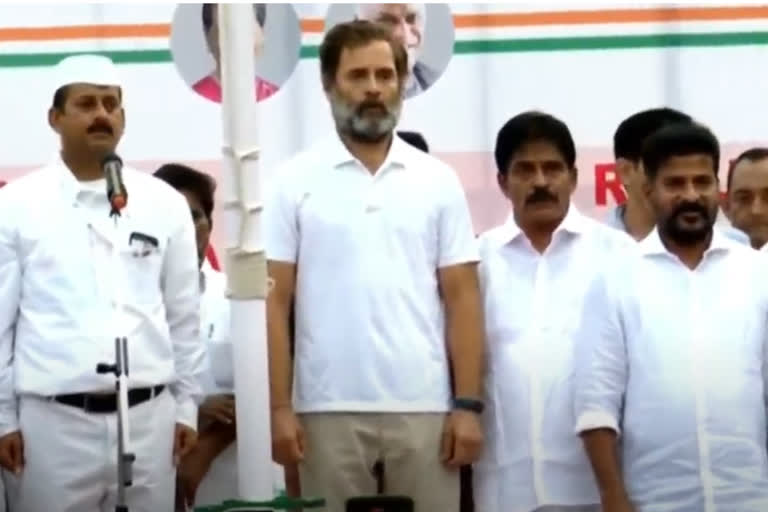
top-left (194, 495), bottom-right (326, 512)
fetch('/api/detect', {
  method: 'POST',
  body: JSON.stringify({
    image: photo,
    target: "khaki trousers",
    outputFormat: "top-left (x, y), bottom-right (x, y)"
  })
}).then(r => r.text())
top-left (298, 412), bottom-right (459, 512)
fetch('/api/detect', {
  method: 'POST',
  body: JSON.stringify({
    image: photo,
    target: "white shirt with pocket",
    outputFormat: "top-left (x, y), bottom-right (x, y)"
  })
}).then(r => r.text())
top-left (0, 155), bottom-right (205, 434)
top-left (474, 206), bottom-right (634, 512)
top-left (575, 228), bottom-right (768, 511)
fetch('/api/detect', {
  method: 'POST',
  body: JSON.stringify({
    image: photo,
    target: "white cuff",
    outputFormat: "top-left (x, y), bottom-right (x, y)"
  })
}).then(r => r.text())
top-left (575, 409), bottom-right (620, 435)
top-left (175, 398), bottom-right (198, 431)
top-left (0, 421), bottom-right (18, 439)
top-left (0, 401), bottom-right (18, 438)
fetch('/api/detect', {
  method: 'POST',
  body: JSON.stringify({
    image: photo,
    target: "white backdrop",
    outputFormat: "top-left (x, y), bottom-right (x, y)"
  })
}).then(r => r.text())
top-left (1, 2), bottom-right (768, 241)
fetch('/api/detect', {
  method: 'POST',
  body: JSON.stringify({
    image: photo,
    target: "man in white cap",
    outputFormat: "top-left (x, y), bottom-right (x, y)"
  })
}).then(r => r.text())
top-left (0, 54), bottom-right (204, 511)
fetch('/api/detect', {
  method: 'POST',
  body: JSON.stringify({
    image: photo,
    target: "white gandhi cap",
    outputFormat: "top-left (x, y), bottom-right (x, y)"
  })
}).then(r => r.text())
top-left (51, 54), bottom-right (122, 96)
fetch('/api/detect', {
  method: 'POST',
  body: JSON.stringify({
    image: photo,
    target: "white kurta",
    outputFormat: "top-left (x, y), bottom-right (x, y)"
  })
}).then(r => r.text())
top-left (575, 228), bottom-right (768, 512)
top-left (474, 206), bottom-right (633, 512)
top-left (194, 265), bottom-right (286, 506)
top-left (194, 265), bottom-right (237, 506)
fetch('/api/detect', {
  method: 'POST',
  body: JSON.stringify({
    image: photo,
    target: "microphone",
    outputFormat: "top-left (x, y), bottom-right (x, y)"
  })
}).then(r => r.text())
top-left (102, 153), bottom-right (128, 216)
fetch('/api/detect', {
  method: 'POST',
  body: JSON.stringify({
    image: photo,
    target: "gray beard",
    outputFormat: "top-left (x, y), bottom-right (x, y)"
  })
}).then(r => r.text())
top-left (330, 96), bottom-right (401, 143)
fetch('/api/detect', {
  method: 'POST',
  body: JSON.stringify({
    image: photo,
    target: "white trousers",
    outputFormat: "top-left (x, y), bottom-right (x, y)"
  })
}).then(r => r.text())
top-left (474, 467), bottom-right (600, 512)
top-left (0, 472), bottom-right (6, 512)
top-left (9, 389), bottom-right (176, 512)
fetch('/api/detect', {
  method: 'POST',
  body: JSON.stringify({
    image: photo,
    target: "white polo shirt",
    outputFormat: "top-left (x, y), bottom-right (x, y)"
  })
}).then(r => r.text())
top-left (264, 134), bottom-right (479, 413)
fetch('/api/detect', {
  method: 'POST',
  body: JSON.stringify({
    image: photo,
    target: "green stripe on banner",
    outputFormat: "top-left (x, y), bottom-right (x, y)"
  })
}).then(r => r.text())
top-left (2, 31), bottom-right (768, 68)
top-left (454, 31), bottom-right (768, 53)
top-left (0, 49), bottom-right (172, 67)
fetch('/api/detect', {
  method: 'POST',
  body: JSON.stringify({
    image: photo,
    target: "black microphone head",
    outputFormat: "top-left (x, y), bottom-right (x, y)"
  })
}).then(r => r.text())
top-left (101, 153), bottom-right (122, 168)
top-left (101, 152), bottom-right (127, 215)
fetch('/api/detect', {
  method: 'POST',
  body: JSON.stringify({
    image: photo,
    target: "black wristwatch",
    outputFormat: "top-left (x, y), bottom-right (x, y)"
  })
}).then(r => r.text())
top-left (452, 397), bottom-right (484, 414)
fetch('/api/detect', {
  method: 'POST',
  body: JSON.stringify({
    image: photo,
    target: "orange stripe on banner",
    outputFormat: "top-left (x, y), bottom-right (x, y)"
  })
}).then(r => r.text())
top-left (0, 23), bottom-right (170, 41)
top-left (300, 18), bottom-right (324, 33)
top-left (0, 6), bottom-right (767, 41)
top-left (451, 6), bottom-right (768, 29)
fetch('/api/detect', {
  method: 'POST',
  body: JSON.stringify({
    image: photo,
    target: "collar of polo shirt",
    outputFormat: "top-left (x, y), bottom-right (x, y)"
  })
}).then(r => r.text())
top-left (324, 132), bottom-right (411, 172)
top-left (501, 203), bottom-right (589, 245)
top-left (639, 225), bottom-right (733, 258)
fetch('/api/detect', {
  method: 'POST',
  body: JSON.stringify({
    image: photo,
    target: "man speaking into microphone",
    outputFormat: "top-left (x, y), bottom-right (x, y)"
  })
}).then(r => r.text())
top-left (0, 55), bottom-right (204, 511)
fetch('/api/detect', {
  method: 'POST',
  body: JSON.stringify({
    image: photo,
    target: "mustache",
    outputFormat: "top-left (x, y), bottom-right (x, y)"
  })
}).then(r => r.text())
top-left (526, 188), bottom-right (558, 205)
top-left (671, 201), bottom-right (710, 219)
top-left (356, 100), bottom-right (388, 116)
top-left (87, 122), bottom-right (113, 135)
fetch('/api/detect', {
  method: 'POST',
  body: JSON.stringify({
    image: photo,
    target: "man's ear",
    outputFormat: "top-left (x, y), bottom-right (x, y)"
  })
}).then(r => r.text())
top-left (322, 79), bottom-right (334, 102)
top-left (496, 172), bottom-right (506, 191)
top-left (642, 176), bottom-right (654, 203)
top-left (48, 107), bottom-right (61, 134)
top-left (570, 166), bottom-right (578, 192)
top-left (614, 158), bottom-right (633, 186)
top-left (722, 191), bottom-right (733, 219)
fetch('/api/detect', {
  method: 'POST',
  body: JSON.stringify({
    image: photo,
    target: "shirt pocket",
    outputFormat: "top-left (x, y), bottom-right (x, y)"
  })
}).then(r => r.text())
top-left (118, 246), bottom-right (164, 306)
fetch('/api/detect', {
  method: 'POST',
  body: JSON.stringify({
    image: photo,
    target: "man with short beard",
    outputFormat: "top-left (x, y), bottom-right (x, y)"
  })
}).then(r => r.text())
top-left (575, 123), bottom-right (768, 512)
top-left (263, 20), bottom-right (485, 512)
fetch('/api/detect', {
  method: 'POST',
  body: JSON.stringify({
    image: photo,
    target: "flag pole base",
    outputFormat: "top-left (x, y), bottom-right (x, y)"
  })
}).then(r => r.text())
top-left (194, 495), bottom-right (325, 511)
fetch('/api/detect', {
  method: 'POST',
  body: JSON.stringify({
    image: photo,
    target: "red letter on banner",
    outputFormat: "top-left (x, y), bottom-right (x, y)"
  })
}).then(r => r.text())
top-left (595, 163), bottom-right (626, 206)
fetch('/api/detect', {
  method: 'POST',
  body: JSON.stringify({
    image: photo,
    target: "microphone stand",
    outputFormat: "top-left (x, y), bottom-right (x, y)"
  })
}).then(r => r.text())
top-left (97, 203), bottom-right (135, 512)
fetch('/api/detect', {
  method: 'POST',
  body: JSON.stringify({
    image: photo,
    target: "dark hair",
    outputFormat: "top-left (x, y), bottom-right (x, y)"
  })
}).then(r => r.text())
top-left (727, 147), bottom-right (768, 191)
top-left (613, 108), bottom-right (692, 161)
top-left (202, 3), bottom-right (266, 33)
top-left (398, 131), bottom-right (429, 153)
top-left (641, 123), bottom-right (720, 181)
top-left (494, 111), bottom-right (576, 175)
top-left (153, 163), bottom-right (216, 225)
top-left (52, 86), bottom-right (69, 110)
top-left (319, 20), bottom-right (408, 90)
top-left (51, 84), bottom-right (122, 111)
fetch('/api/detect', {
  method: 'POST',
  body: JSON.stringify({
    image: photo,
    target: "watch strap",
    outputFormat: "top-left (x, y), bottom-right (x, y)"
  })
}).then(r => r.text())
top-left (452, 397), bottom-right (484, 414)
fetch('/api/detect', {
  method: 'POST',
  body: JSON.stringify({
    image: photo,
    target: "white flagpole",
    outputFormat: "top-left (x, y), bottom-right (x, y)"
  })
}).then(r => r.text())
top-left (217, 3), bottom-right (273, 501)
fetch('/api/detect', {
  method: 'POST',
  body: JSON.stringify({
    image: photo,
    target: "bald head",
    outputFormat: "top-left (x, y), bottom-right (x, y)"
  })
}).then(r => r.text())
top-left (726, 148), bottom-right (768, 248)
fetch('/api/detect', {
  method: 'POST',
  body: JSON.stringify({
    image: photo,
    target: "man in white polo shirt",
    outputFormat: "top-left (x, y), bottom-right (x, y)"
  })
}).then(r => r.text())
top-left (264, 20), bottom-right (485, 512)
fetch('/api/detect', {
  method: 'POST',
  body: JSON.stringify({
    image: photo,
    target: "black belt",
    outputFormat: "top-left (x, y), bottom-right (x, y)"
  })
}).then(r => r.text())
top-left (51, 385), bottom-right (165, 414)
